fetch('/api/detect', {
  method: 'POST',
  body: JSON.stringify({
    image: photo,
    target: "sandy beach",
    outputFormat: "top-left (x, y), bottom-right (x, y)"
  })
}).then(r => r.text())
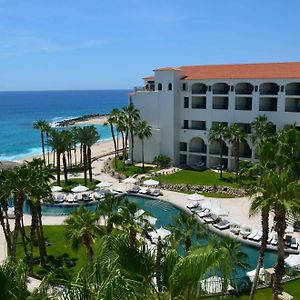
top-left (20, 138), bottom-right (117, 164)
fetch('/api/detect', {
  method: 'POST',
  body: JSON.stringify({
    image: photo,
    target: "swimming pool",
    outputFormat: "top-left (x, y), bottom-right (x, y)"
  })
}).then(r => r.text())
top-left (24, 194), bottom-right (278, 274)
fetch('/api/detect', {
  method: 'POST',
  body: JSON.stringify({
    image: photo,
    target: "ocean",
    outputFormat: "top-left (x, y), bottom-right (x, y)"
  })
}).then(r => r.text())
top-left (0, 90), bottom-right (129, 161)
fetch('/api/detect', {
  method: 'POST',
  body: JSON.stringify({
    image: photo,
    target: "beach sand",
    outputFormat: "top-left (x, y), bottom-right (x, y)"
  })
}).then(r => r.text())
top-left (20, 138), bottom-right (117, 164)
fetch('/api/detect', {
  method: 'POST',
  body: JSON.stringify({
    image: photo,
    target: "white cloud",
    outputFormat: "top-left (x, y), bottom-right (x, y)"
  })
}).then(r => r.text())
top-left (0, 28), bottom-right (108, 56)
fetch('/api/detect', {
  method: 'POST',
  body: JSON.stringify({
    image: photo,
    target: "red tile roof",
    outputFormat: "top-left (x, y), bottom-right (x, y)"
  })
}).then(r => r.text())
top-left (146, 62), bottom-right (300, 80)
top-left (143, 76), bottom-right (155, 80)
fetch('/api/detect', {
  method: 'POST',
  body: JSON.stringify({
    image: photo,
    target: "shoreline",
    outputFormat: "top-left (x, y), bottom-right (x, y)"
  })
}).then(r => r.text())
top-left (54, 113), bottom-right (110, 127)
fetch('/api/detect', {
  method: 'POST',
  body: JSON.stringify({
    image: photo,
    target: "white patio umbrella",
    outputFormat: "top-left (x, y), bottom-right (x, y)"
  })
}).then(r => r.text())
top-left (145, 215), bottom-right (157, 226)
top-left (71, 184), bottom-right (89, 193)
top-left (96, 181), bottom-right (112, 188)
top-left (285, 254), bottom-right (300, 267)
top-left (51, 185), bottom-right (63, 192)
top-left (134, 209), bottom-right (145, 218)
top-left (143, 179), bottom-right (159, 186)
top-left (149, 226), bottom-right (171, 240)
top-left (187, 193), bottom-right (204, 201)
top-left (122, 177), bottom-right (138, 184)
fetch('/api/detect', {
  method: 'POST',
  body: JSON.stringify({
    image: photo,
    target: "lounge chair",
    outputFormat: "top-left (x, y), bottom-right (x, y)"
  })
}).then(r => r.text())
top-left (66, 194), bottom-right (75, 203)
top-left (285, 235), bottom-right (292, 247)
top-left (139, 188), bottom-right (150, 194)
top-left (150, 189), bottom-right (161, 197)
top-left (186, 201), bottom-right (199, 209)
top-left (197, 208), bottom-right (211, 218)
top-left (240, 227), bottom-right (251, 239)
top-left (214, 219), bottom-right (230, 230)
top-left (230, 223), bottom-right (241, 235)
top-left (54, 193), bottom-right (65, 203)
top-left (291, 237), bottom-right (298, 250)
top-left (271, 234), bottom-right (278, 246)
top-left (252, 231), bottom-right (263, 242)
top-left (82, 193), bottom-right (91, 201)
top-left (267, 234), bottom-right (273, 244)
top-left (203, 214), bottom-right (220, 224)
top-left (248, 230), bottom-right (259, 240)
top-left (190, 206), bottom-right (203, 213)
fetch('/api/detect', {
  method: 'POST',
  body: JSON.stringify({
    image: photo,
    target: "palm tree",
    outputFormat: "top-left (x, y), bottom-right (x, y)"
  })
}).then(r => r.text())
top-left (168, 212), bottom-right (205, 254)
top-left (123, 104), bottom-right (140, 164)
top-left (97, 194), bottom-right (121, 235)
top-left (209, 123), bottom-right (228, 179)
top-left (47, 129), bottom-right (67, 185)
top-left (64, 206), bottom-right (102, 271)
top-left (135, 120), bottom-right (152, 170)
top-left (226, 123), bottom-right (246, 176)
top-left (33, 120), bottom-right (48, 163)
top-left (27, 159), bottom-right (54, 269)
top-left (105, 109), bottom-right (120, 168)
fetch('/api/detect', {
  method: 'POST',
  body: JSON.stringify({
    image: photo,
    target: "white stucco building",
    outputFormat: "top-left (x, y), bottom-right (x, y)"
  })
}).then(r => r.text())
top-left (129, 62), bottom-right (300, 170)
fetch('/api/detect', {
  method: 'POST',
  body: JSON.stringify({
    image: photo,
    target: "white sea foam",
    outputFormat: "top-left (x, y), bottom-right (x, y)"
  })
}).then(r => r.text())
top-left (0, 147), bottom-right (42, 161)
top-left (49, 116), bottom-right (79, 127)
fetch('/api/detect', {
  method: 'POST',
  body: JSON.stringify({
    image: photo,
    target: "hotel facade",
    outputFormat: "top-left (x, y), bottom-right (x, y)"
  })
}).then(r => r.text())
top-left (129, 62), bottom-right (300, 170)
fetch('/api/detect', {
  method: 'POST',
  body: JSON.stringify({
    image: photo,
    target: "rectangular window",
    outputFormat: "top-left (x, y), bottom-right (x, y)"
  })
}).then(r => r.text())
top-left (184, 97), bottom-right (189, 108)
top-left (180, 142), bottom-right (187, 151)
top-left (183, 120), bottom-right (189, 129)
top-left (182, 83), bottom-right (186, 91)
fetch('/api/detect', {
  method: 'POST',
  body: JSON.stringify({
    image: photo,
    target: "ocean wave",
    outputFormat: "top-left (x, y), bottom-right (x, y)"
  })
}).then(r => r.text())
top-left (0, 147), bottom-right (42, 161)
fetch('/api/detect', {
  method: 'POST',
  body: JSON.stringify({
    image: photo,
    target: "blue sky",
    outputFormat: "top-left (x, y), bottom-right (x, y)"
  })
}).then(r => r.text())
top-left (1, 0), bottom-right (300, 91)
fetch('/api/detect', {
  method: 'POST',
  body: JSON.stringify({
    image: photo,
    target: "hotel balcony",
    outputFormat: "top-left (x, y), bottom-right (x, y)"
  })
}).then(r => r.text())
top-left (189, 137), bottom-right (207, 154)
top-left (192, 96), bottom-right (206, 109)
top-left (232, 141), bottom-right (252, 159)
top-left (213, 83), bottom-right (230, 95)
top-left (236, 123), bottom-right (252, 134)
top-left (259, 97), bottom-right (277, 112)
top-left (235, 96), bottom-right (252, 110)
top-left (285, 83), bottom-right (300, 96)
top-left (235, 82), bottom-right (254, 95)
top-left (209, 140), bottom-right (228, 156)
top-left (190, 121), bottom-right (206, 130)
top-left (134, 85), bottom-right (155, 92)
top-left (285, 97), bottom-right (300, 112)
top-left (259, 82), bottom-right (279, 95)
top-left (191, 83), bottom-right (207, 95)
top-left (213, 96), bottom-right (228, 109)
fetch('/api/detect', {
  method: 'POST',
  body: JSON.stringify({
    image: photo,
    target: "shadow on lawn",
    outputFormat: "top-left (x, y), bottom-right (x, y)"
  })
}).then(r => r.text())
top-left (34, 253), bottom-right (79, 280)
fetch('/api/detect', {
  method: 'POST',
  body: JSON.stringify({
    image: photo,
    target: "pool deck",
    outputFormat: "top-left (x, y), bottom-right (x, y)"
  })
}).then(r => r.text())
top-left (1, 155), bottom-right (299, 265)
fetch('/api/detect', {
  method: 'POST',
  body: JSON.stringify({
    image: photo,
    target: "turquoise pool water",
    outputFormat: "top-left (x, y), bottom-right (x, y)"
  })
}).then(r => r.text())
top-left (24, 194), bottom-right (278, 274)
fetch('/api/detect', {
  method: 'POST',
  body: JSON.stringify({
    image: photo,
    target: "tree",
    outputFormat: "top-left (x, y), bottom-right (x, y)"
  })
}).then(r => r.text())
top-left (209, 123), bottom-right (228, 179)
top-left (168, 212), bottom-right (205, 254)
top-left (47, 129), bottom-right (67, 185)
top-left (226, 123), bottom-right (246, 176)
top-left (135, 120), bottom-right (152, 170)
top-left (33, 120), bottom-right (48, 164)
top-left (153, 155), bottom-right (170, 169)
top-left (123, 104), bottom-right (140, 164)
top-left (105, 109), bottom-right (120, 168)
top-left (64, 207), bottom-right (102, 271)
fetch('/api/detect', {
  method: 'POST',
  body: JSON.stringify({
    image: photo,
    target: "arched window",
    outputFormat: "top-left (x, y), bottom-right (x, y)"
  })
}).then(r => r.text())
top-left (168, 83), bottom-right (172, 91)
top-left (158, 83), bottom-right (162, 91)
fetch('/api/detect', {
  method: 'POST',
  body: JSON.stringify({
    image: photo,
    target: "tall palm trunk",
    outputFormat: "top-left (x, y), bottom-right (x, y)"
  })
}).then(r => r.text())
top-left (235, 141), bottom-right (240, 176)
top-left (29, 209), bottom-right (39, 276)
top-left (0, 202), bottom-right (12, 255)
top-left (62, 153), bottom-right (68, 183)
top-left (46, 132), bottom-right (50, 165)
top-left (83, 144), bottom-right (88, 186)
top-left (141, 138), bottom-right (145, 170)
top-left (155, 237), bottom-right (163, 292)
top-left (56, 151), bottom-right (61, 185)
top-left (219, 140), bottom-right (223, 179)
top-left (110, 124), bottom-right (117, 168)
top-left (121, 131), bottom-right (125, 159)
top-left (130, 129), bottom-right (134, 163)
top-left (40, 131), bottom-right (45, 163)
top-left (83, 234), bottom-right (93, 272)
top-left (11, 192), bottom-right (25, 259)
top-left (52, 150), bottom-right (56, 167)
top-left (249, 208), bottom-right (269, 299)
top-left (74, 143), bottom-right (77, 166)
top-left (80, 143), bottom-right (83, 166)
top-left (273, 210), bottom-right (286, 299)
top-left (88, 146), bottom-right (93, 182)
top-left (37, 202), bottom-right (46, 266)
top-left (185, 236), bottom-right (191, 254)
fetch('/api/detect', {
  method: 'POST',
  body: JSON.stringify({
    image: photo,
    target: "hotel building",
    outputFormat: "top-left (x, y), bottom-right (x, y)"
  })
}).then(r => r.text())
top-left (129, 62), bottom-right (300, 170)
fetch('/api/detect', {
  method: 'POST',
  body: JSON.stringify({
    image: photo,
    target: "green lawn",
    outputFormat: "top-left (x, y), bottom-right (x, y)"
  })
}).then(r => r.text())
top-left (17, 225), bottom-right (87, 280)
top-left (112, 158), bottom-right (159, 177)
top-left (53, 178), bottom-right (100, 192)
top-left (158, 169), bottom-right (238, 187)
